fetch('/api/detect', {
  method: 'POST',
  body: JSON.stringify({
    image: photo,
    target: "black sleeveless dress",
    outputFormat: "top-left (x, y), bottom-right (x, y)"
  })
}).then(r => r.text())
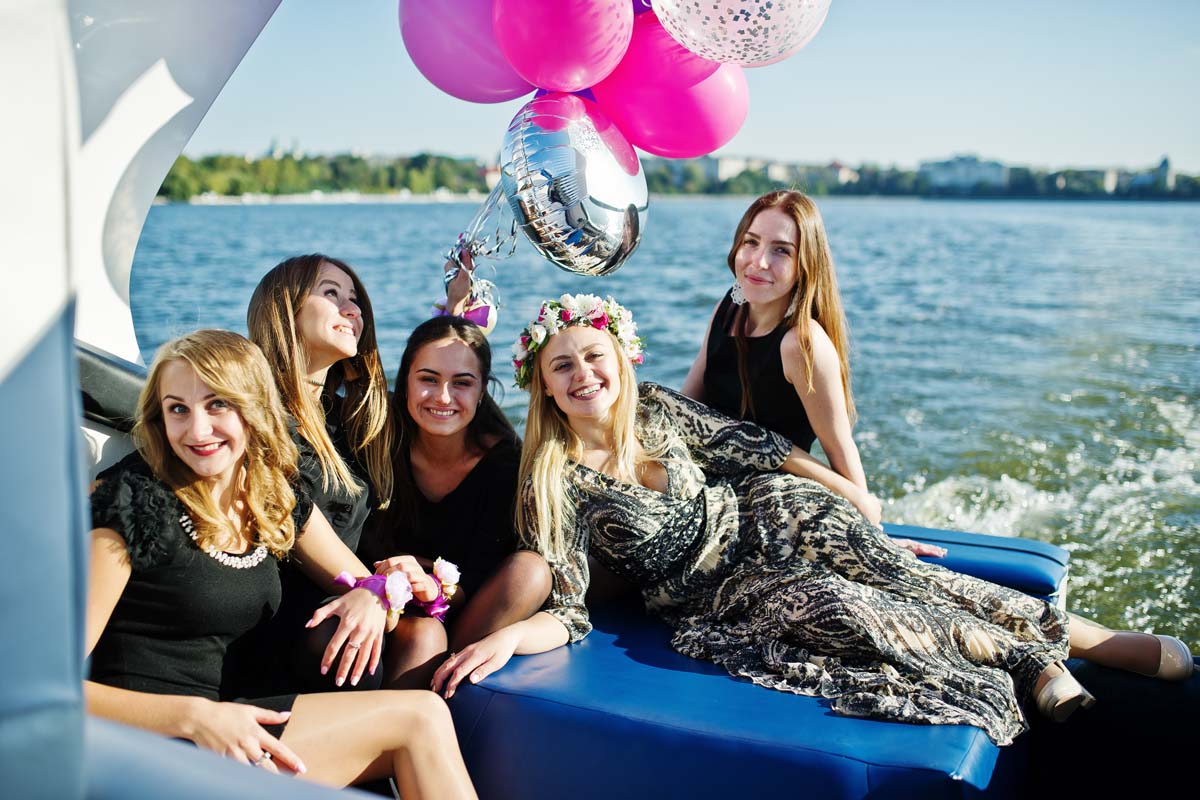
top-left (359, 440), bottom-right (520, 600)
top-left (89, 452), bottom-right (314, 735)
top-left (702, 289), bottom-right (817, 451)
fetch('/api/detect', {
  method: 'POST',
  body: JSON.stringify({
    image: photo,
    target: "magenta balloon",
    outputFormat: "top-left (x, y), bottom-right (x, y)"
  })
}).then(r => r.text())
top-left (399, 0), bottom-right (533, 103)
top-left (493, 0), bottom-right (634, 93)
top-left (592, 13), bottom-right (748, 158)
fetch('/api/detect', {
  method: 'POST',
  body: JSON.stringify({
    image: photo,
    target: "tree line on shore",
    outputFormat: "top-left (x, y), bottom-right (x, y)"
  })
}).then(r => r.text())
top-left (158, 153), bottom-right (1200, 202)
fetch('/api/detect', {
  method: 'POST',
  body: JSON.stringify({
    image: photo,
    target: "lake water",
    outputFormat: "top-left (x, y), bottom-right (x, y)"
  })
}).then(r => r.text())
top-left (130, 196), bottom-right (1200, 642)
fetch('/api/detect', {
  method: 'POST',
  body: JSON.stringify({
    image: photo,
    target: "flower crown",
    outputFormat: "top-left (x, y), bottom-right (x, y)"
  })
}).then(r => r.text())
top-left (512, 294), bottom-right (644, 389)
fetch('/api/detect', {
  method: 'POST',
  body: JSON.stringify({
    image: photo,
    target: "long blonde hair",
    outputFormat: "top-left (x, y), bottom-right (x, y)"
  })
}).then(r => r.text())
top-left (726, 191), bottom-right (856, 424)
top-left (134, 329), bottom-right (298, 558)
top-left (247, 254), bottom-right (393, 505)
top-left (516, 329), bottom-right (644, 561)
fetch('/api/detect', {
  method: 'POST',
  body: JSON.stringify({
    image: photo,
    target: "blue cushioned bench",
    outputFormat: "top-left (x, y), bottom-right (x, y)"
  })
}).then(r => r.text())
top-left (449, 525), bottom-right (1069, 799)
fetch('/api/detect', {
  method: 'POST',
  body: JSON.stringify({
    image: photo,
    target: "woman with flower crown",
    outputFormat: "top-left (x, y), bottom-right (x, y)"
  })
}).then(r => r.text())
top-left (87, 329), bottom-right (476, 797)
top-left (430, 294), bottom-right (1193, 745)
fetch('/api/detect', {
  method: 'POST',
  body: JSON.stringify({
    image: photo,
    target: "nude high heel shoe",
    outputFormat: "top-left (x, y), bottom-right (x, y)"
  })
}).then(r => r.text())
top-left (1143, 635), bottom-right (1194, 681)
top-left (1035, 664), bottom-right (1097, 722)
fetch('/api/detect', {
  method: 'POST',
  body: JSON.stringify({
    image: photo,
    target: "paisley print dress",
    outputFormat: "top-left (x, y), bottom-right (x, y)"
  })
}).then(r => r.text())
top-left (530, 383), bottom-right (1069, 745)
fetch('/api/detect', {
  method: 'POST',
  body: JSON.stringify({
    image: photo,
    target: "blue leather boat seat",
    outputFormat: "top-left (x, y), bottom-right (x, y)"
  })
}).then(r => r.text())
top-left (450, 525), bottom-right (1069, 799)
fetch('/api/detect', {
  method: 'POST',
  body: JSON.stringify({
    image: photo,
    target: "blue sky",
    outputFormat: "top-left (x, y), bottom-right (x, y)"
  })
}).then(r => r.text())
top-left (186, 0), bottom-right (1200, 172)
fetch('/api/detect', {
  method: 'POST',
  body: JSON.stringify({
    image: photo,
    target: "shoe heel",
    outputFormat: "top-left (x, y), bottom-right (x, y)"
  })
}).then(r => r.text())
top-left (1035, 667), bottom-right (1094, 722)
top-left (1152, 635), bottom-right (1194, 681)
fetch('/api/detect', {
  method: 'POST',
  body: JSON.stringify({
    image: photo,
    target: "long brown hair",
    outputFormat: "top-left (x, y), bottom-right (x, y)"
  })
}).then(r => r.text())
top-left (134, 329), bottom-right (298, 557)
top-left (247, 254), bottom-right (393, 505)
top-left (724, 191), bottom-right (856, 424)
top-left (368, 316), bottom-right (518, 558)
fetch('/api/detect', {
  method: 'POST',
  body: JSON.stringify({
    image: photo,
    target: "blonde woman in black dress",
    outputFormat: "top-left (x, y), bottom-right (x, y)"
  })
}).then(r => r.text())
top-left (87, 330), bottom-right (475, 797)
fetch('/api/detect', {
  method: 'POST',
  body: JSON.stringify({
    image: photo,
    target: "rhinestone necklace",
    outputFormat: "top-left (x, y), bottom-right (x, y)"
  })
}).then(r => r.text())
top-left (180, 513), bottom-right (268, 569)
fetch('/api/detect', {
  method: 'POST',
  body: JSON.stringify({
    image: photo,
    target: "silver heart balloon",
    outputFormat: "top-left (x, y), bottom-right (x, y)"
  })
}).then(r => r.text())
top-left (499, 93), bottom-right (648, 277)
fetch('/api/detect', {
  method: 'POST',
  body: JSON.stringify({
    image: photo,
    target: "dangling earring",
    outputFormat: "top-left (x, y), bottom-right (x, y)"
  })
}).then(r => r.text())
top-left (785, 291), bottom-right (799, 318)
top-left (730, 280), bottom-right (746, 305)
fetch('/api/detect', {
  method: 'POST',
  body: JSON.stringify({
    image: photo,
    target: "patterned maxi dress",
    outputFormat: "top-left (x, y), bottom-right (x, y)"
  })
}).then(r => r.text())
top-left (531, 383), bottom-right (1070, 745)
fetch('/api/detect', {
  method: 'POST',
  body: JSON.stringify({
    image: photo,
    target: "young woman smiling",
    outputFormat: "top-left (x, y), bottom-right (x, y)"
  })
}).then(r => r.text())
top-left (87, 330), bottom-right (476, 797)
top-left (361, 316), bottom-right (551, 689)
top-left (245, 254), bottom-right (398, 693)
top-left (431, 295), bottom-right (1192, 744)
top-left (682, 193), bottom-right (884, 522)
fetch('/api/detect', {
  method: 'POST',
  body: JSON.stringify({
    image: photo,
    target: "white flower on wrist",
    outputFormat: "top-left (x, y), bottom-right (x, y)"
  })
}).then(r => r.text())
top-left (385, 571), bottom-right (413, 612)
top-left (433, 557), bottom-right (461, 586)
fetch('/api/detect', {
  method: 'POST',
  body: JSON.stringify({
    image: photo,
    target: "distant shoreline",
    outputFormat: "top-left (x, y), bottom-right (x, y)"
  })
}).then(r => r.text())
top-left (155, 191), bottom-right (1200, 207)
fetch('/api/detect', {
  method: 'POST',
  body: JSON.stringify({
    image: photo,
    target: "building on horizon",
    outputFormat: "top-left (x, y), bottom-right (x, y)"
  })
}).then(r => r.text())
top-left (918, 154), bottom-right (1008, 191)
top-left (1127, 157), bottom-right (1175, 192)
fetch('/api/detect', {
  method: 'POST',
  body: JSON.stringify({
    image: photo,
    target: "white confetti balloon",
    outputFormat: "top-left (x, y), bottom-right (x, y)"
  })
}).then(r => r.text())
top-left (651, 0), bottom-right (831, 67)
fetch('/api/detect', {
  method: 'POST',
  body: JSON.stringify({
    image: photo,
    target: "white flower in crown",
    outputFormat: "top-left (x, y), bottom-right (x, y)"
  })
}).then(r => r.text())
top-left (511, 294), bottom-right (646, 389)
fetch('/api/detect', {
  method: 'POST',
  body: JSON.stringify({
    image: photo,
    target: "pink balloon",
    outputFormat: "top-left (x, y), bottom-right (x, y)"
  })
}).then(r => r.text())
top-left (591, 13), bottom-right (748, 158)
top-left (400, 0), bottom-right (532, 103)
top-left (493, 0), bottom-right (633, 93)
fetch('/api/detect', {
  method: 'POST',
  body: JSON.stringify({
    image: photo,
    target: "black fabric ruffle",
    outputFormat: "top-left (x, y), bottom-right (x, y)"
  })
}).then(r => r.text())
top-left (91, 453), bottom-right (181, 571)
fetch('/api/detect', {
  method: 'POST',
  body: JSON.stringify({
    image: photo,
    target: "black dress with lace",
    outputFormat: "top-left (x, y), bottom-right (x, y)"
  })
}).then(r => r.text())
top-left (530, 384), bottom-right (1069, 745)
top-left (89, 452), bottom-right (313, 727)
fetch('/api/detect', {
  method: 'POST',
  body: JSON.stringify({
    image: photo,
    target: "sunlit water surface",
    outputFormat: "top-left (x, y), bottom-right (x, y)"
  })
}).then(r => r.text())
top-left (131, 197), bottom-right (1200, 641)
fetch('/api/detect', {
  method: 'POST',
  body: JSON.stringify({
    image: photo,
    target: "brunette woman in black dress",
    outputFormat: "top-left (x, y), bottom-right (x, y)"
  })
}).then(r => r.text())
top-left (362, 316), bottom-right (551, 689)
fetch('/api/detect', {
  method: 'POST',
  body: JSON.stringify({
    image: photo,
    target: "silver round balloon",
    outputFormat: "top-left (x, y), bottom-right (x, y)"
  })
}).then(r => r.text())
top-left (498, 93), bottom-right (648, 277)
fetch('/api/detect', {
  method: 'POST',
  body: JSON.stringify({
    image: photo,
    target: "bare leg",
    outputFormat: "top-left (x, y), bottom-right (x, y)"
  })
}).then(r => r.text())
top-left (281, 690), bottom-right (476, 798)
top-left (449, 551), bottom-right (552, 651)
top-left (383, 616), bottom-right (448, 690)
top-left (1067, 613), bottom-right (1161, 675)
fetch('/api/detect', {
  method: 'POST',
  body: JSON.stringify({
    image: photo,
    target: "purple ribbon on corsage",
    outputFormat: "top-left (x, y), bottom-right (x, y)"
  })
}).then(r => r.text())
top-left (335, 571), bottom-right (413, 612)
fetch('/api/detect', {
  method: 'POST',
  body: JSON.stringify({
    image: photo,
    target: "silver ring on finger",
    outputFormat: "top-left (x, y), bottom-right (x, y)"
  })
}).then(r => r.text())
top-left (253, 752), bottom-right (273, 767)
top-left (443, 266), bottom-right (460, 287)
top-left (345, 641), bottom-right (360, 650)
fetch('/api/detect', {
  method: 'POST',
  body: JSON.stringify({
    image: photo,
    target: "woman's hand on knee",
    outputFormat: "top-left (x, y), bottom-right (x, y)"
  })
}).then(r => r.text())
top-left (373, 554), bottom-right (440, 603)
top-left (185, 699), bottom-right (307, 775)
top-left (431, 627), bottom-right (519, 699)
top-left (307, 588), bottom-right (386, 686)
